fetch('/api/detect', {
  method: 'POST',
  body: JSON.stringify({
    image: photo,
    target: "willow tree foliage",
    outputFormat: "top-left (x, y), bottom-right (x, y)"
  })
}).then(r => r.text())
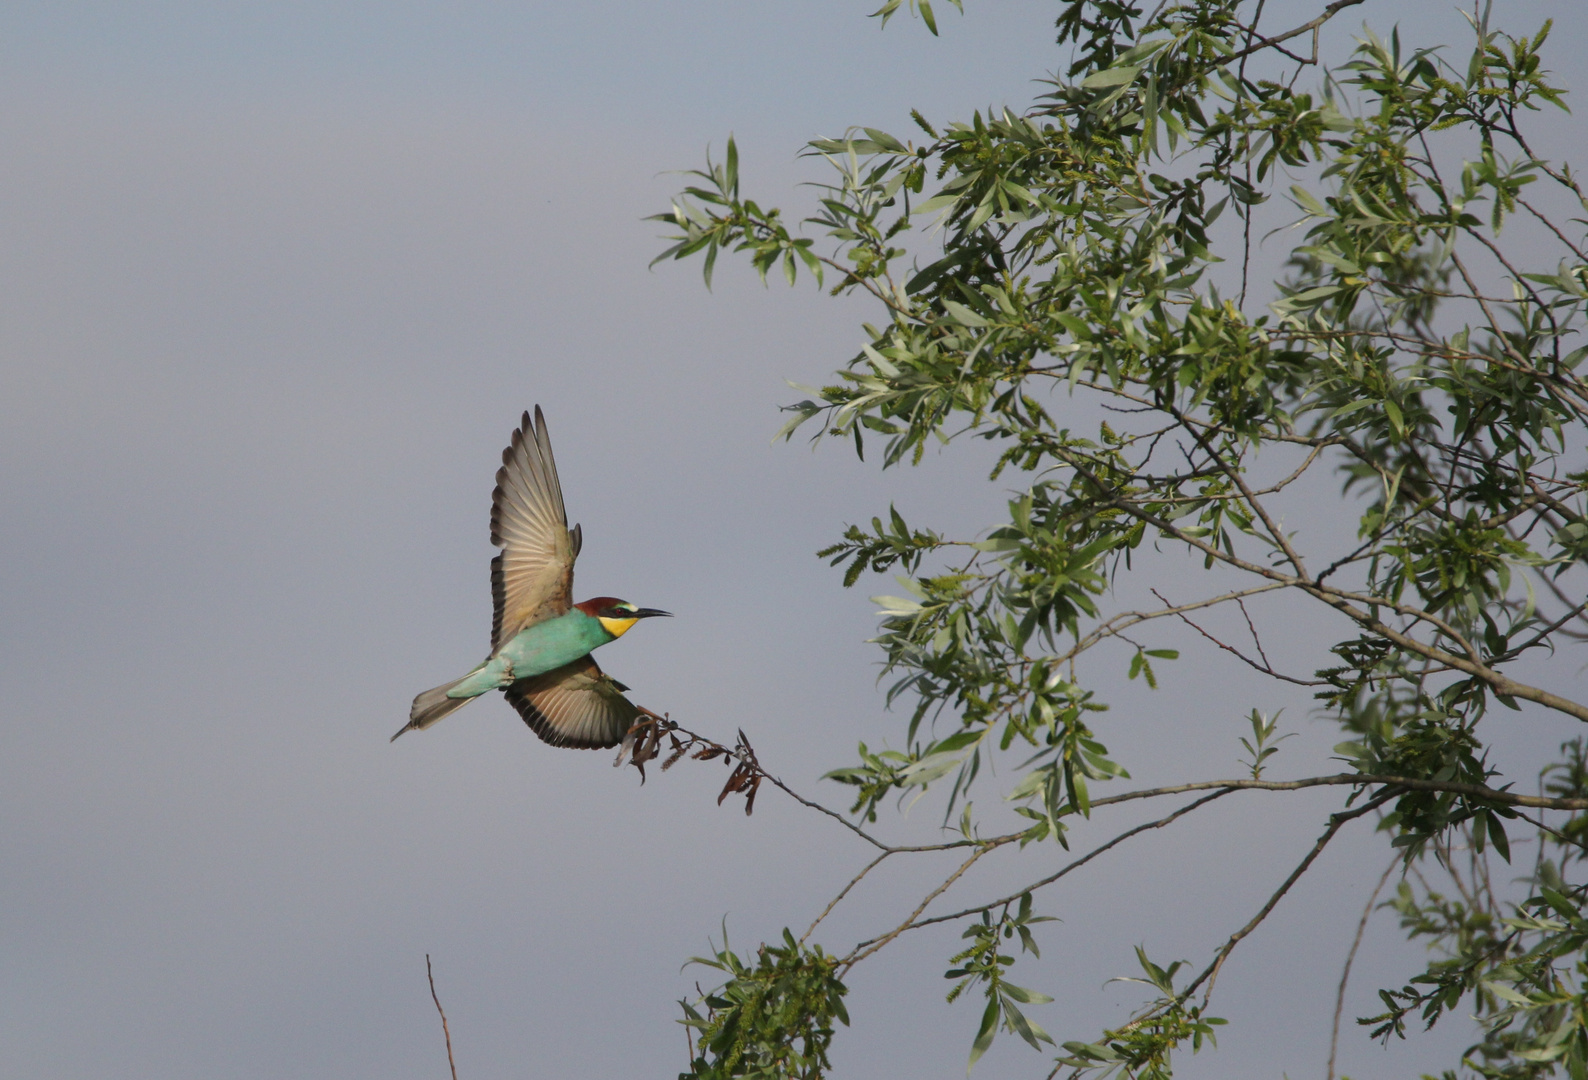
top-left (651, 1), bottom-right (1588, 1075)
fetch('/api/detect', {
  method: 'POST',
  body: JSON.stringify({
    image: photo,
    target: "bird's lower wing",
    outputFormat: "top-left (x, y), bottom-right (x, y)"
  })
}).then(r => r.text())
top-left (503, 655), bottom-right (640, 750)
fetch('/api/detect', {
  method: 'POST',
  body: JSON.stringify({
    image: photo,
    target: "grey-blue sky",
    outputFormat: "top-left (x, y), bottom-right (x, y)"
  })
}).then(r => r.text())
top-left (0, 0), bottom-right (1066, 133)
top-left (1, 3), bottom-right (1584, 1079)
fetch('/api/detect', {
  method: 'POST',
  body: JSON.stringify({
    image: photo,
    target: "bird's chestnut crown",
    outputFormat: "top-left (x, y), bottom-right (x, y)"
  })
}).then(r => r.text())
top-left (575, 597), bottom-right (672, 638)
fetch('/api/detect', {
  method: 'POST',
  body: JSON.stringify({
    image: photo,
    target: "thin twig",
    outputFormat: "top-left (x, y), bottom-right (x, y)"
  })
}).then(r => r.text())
top-left (761, 772), bottom-right (892, 851)
top-left (650, 717), bottom-right (1588, 849)
top-left (426, 954), bottom-right (459, 1080)
top-left (1039, 793), bottom-right (1395, 1080)
top-left (1236, 598), bottom-right (1273, 670)
top-left (1236, 0), bottom-right (1266, 309)
top-left (1064, 773), bottom-right (1588, 816)
top-left (1502, 595), bottom-right (1588, 661)
top-left (802, 850), bottom-right (894, 944)
top-left (1047, 443), bottom-right (1588, 722)
top-left (1052, 582), bottom-right (1291, 667)
top-left (1153, 588), bottom-right (1325, 686)
top-left (625, 715), bottom-right (894, 851)
top-left (1327, 857), bottom-right (1398, 1080)
top-left (842, 845), bottom-right (994, 969)
top-left (1513, 808), bottom-right (1588, 854)
top-left (1185, 789), bottom-right (1398, 1003)
top-left (1516, 195), bottom-right (1588, 262)
top-left (1219, 0), bottom-right (1368, 68)
top-left (1171, 403), bottom-right (1310, 580)
top-left (873, 789), bottom-right (1235, 941)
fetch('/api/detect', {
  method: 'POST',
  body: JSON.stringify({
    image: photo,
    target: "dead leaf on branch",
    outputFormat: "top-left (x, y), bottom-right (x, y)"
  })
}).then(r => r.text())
top-left (616, 714), bottom-right (765, 815)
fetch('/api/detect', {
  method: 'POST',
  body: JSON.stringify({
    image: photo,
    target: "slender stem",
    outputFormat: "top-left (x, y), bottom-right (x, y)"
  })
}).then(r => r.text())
top-left (1184, 789), bottom-right (1398, 1003)
top-left (1503, 596), bottom-right (1588, 661)
top-left (1174, 405), bottom-right (1310, 580)
top-left (1154, 588), bottom-right (1324, 686)
top-left (426, 954), bottom-right (459, 1080)
top-left (670, 716), bottom-right (1588, 850)
top-left (1512, 809), bottom-right (1588, 854)
top-left (1048, 444), bottom-right (1588, 722)
top-left (878, 789), bottom-right (1235, 940)
top-left (1064, 773), bottom-right (1588, 816)
top-left (1218, 0), bottom-right (1367, 67)
top-left (801, 850), bottom-right (893, 944)
top-left (1327, 857), bottom-right (1398, 1080)
top-left (1053, 583), bottom-right (1291, 667)
top-left (1516, 196), bottom-right (1588, 262)
top-left (842, 846), bottom-right (993, 969)
top-left (760, 772), bottom-right (892, 851)
top-left (1236, 0), bottom-right (1266, 309)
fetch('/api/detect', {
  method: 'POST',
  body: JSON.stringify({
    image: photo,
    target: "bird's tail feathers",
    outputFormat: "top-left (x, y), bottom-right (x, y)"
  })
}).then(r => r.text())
top-left (391, 675), bottom-right (479, 742)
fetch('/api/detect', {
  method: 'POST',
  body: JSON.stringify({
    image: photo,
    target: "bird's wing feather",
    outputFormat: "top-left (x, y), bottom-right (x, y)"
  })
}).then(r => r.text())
top-left (490, 407), bottom-right (579, 650)
top-left (503, 656), bottom-right (640, 749)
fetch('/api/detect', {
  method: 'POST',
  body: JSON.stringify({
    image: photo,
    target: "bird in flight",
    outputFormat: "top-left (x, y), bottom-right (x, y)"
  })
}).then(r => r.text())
top-left (392, 407), bottom-right (670, 747)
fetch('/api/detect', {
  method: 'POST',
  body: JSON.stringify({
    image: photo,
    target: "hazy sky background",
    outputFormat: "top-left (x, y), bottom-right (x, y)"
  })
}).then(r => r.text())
top-left (2, 3), bottom-right (1585, 1078)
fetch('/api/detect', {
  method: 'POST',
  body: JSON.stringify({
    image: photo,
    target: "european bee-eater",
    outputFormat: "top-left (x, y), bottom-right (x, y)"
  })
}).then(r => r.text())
top-left (392, 407), bottom-right (670, 747)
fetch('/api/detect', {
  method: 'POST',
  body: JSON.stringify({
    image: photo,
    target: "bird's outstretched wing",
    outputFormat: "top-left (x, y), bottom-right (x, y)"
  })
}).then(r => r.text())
top-left (503, 656), bottom-right (640, 749)
top-left (490, 407), bottom-right (582, 650)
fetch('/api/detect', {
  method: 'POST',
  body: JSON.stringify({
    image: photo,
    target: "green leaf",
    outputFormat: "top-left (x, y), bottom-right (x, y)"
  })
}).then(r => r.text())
top-left (871, 595), bottom-right (924, 616)
top-left (1081, 65), bottom-right (1142, 90)
top-left (1382, 398), bottom-right (1405, 439)
top-left (1000, 982), bottom-right (1054, 1005)
top-left (941, 299), bottom-right (990, 327)
top-left (968, 997), bottom-right (999, 1069)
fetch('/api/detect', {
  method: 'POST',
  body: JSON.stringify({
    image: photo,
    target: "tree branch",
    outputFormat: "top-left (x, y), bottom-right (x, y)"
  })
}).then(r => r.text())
top-left (1151, 588), bottom-right (1325, 686)
top-left (1327, 857), bottom-right (1399, 1080)
top-left (1217, 0), bottom-right (1368, 67)
top-left (842, 844), bottom-right (994, 968)
top-left (1183, 788), bottom-right (1399, 1003)
top-left (426, 954), bottom-right (459, 1080)
top-left (1047, 443), bottom-right (1588, 723)
top-left (865, 789), bottom-right (1236, 945)
top-left (801, 850), bottom-right (893, 945)
top-left (1078, 773), bottom-right (1588, 815)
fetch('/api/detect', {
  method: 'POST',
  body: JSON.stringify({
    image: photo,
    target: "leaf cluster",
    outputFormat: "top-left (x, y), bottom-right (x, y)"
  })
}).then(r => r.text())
top-left (679, 930), bottom-right (850, 1080)
top-left (943, 894), bottom-right (1057, 1068)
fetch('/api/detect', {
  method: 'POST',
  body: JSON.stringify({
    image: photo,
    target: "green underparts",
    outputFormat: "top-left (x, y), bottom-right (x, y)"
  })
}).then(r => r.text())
top-left (445, 610), bottom-right (616, 698)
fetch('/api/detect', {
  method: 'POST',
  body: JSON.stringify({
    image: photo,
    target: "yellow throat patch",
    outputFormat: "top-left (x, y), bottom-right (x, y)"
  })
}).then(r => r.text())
top-left (598, 616), bottom-right (639, 639)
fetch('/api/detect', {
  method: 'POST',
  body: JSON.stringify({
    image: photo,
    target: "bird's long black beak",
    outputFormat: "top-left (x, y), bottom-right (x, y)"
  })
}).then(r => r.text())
top-left (633, 608), bottom-right (672, 619)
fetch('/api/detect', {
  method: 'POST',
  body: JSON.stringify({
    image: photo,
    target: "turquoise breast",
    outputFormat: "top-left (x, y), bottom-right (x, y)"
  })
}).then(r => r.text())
top-left (496, 609), bottom-right (614, 679)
